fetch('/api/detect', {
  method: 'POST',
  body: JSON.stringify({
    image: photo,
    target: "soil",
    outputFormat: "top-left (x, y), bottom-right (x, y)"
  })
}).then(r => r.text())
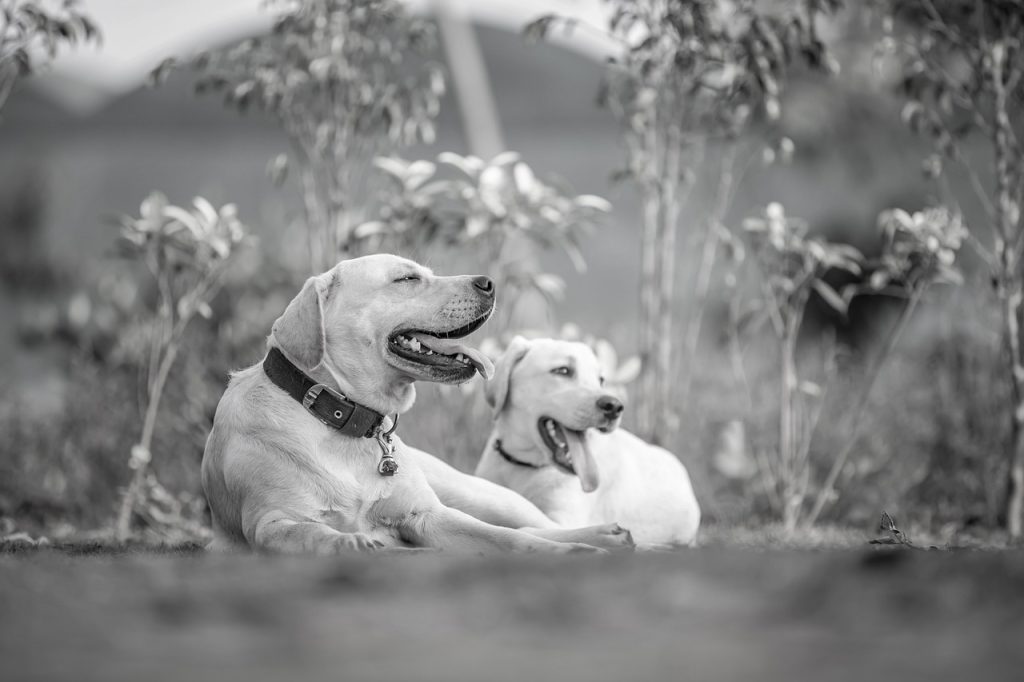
top-left (3, 543), bottom-right (1023, 682)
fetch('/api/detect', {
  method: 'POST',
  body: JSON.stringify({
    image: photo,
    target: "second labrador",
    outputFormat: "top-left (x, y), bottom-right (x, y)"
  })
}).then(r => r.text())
top-left (475, 336), bottom-right (701, 547)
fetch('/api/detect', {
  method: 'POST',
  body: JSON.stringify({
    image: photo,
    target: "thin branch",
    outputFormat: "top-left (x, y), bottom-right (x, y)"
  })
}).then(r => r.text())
top-left (804, 285), bottom-right (926, 527)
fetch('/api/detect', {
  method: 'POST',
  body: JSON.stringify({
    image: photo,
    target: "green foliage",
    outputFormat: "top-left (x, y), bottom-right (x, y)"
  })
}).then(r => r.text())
top-left (737, 203), bottom-right (861, 528)
top-left (0, 0), bottom-right (99, 111)
top-left (602, 0), bottom-right (838, 141)
top-left (526, 0), bottom-right (845, 444)
top-left (116, 193), bottom-right (251, 325)
top-left (360, 152), bottom-right (610, 328)
top-left (114, 193), bottom-right (252, 540)
top-left (155, 0), bottom-right (445, 269)
top-left (871, 207), bottom-right (966, 291)
top-left (527, 0), bottom-right (843, 179)
top-left (878, 0), bottom-right (1024, 537)
top-left (743, 202), bottom-right (863, 320)
top-left (736, 202), bottom-right (967, 529)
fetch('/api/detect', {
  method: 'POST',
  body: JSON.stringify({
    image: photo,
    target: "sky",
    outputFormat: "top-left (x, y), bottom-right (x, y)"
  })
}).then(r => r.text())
top-left (36, 0), bottom-right (616, 115)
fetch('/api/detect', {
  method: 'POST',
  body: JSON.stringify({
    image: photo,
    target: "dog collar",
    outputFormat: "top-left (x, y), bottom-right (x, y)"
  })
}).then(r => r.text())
top-left (263, 347), bottom-right (399, 475)
top-left (493, 439), bottom-right (542, 469)
top-left (494, 439), bottom-right (577, 475)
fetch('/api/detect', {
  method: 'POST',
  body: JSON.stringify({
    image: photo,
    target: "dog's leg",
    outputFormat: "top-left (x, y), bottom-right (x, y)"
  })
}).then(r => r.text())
top-left (402, 505), bottom-right (601, 554)
top-left (522, 524), bottom-right (635, 551)
top-left (249, 510), bottom-right (384, 555)
top-left (404, 447), bottom-right (634, 551)
top-left (405, 446), bottom-right (559, 528)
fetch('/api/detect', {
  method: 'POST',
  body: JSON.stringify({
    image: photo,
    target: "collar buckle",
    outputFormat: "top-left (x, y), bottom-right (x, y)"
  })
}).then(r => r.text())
top-left (302, 383), bottom-right (341, 423)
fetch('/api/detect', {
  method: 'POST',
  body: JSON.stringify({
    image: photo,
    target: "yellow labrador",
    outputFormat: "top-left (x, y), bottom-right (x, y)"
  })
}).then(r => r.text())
top-left (202, 254), bottom-right (632, 554)
top-left (475, 337), bottom-right (701, 547)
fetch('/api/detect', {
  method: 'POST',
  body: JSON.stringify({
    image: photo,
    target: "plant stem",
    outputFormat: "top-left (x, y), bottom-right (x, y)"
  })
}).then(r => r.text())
top-left (637, 124), bottom-right (662, 439)
top-left (653, 128), bottom-right (682, 444)
top-left (989, 38), bottom-right (1024, 540)
top-left (680, 145), bottom-right (738, 408)
top-left (804, 287), bottom-right (925, 527)
top-left (780, 312), bottom-right (799, 532)
top-left (115, 340), bottom-right (181, 541)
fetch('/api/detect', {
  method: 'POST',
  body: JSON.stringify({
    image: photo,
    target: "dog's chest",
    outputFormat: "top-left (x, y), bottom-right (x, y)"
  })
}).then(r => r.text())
top-left (313, 434), bottom-right (435, 525)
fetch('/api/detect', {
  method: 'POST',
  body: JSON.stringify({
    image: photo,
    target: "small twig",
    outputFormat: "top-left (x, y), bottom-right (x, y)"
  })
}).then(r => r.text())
top-left (805, 286), bottom-right (926, 527)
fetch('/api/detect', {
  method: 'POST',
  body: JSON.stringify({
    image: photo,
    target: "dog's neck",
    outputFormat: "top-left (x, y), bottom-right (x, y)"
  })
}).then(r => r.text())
top-left (490, 418), bottom-right (547, 467)
top-left (272, 344), bottom-right (417, 416)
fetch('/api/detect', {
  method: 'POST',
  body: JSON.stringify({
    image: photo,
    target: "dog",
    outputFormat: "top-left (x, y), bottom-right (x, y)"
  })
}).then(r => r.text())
top-left (475, 336), bottom-right (701, 547)
top-left (201, 254), bottom-right (633, 554)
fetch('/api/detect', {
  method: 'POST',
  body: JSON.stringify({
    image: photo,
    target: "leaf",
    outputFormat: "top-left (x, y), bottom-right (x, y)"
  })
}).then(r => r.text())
top-left (523, 14), bottom-right (558, 43)
top-left (798, 381), bottom-right (822, 396)
top-left (478, 166), bottom-right (509, 217)
top-left (162, 204), bottom-right (202, 236)
top-left (512, 162), bottom-right (538, 198)
top-left (533, 273), bottom-right (565, 299)
top-left (438, 152), bottom-right (485, 178)
top-left (373, 156), bottom-right (412, 182)
top-left (404, 160), bottom-right (436, 190)
top-left (149, 58), bottom-right (177, 88)
top-left (574, 194), bottom-right (612, 212)
top-left (935, 264), bottom-right (964, 286)
top-left (140, 191), bottom-right (168, 218)
top-left (353, 221), bottom-right (388, 238)
top-left (593, 339), bottom-right (618, 374)
top-left (613, 356), bottom-right (642, 384)
top-left (490, 151), bottom-right (521, 167)
top-left (192, 197), bottom-right (219, 227)
top-left (266, 153), bottom-right (289, 186)
top-left (465, 213), bottom-right (489, 238)
top-left (869, 270), bottom-right (891, 291)
top-left (812, 279), bottom-right (848, 315)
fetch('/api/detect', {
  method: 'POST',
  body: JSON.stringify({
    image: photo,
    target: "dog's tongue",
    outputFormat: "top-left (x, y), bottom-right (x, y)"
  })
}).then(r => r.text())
top-left (411, 333), bottom-right (495, 379)
top-left (566, 429), bottom-right (600, 493)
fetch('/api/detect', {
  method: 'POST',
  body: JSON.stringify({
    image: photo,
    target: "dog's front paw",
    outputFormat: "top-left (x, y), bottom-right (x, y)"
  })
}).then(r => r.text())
top-left (583, 523), bottom-right (636, 552)
top-left (324, 532), bottom-right (385, 554)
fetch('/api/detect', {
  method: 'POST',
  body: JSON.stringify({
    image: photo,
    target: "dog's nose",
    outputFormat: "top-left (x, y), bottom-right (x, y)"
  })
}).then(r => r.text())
top-left (597, 395), bottom-right (624, 418)
top-left (472, 276), bottom-right (495, 296)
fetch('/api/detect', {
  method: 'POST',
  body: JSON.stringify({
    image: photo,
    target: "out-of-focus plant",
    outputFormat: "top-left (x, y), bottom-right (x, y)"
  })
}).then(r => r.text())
top-left (740, 203), bottom-right (863, 531)
top-left (357, 152), bottom-right (611, 331)
top-left (877, 0), bottom-right (1024, 537)
top-left (526, 0), bottom-right (843, 444)
top-left (0, 0), bottom-right (98, 113)
top-left (738, 204), bottom-right (964, 530)
top-left (113, 193), bottom-right (251, 541)
top-left (153, 0), bottom-right (444, 271)
top-left (804, 206), bottom-right (966, 525)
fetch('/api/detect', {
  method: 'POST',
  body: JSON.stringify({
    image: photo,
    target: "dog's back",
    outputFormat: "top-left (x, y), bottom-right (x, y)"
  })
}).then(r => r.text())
top-left (602, 429), bottom-right (700, 546)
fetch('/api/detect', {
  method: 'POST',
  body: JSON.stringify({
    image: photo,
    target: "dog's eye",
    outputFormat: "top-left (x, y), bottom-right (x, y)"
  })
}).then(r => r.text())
top-left (551, 366), bottom-right (573, 377)
top-left (393, 274), bottom-right (421, 283)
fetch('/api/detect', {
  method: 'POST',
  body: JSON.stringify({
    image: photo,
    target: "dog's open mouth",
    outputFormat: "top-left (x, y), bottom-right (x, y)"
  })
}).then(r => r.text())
top-left (538, 417), bottom-right (600, 492)
top-left (387, 314), bottom-right (494, 382)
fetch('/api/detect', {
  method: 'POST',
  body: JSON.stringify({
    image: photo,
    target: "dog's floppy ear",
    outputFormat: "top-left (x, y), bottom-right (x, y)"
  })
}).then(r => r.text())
top-left (270, 270), bottom-right (335, 370)
top-left (485, 335), bottom-right (531, 416)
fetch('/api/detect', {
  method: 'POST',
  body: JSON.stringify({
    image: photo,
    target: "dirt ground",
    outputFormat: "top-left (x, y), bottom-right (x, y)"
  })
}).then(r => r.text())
top-left (2, 544), bottom-right (1022, 682)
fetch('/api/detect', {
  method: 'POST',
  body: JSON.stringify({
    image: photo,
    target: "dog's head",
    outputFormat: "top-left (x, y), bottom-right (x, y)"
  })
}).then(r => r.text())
top-left (485, 336), bottom-right (624, 492)
top-left (269, 254), bottom-right (495, 414)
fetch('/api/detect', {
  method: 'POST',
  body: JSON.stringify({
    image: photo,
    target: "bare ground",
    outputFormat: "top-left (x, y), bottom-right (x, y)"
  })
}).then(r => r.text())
top-left (2, 543), bottom-right (1023, 682)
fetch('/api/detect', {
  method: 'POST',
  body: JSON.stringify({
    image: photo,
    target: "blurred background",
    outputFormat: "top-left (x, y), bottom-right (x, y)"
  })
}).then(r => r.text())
top-left (0, 0), bottom-right (1019, 546)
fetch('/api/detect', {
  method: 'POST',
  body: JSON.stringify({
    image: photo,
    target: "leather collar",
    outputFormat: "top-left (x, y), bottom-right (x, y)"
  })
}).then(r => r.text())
top-left (263, 347), bottom-right (385, 439)
top-left (493, 439), bottom-right (544, 469)
top-left (494, 438), bottom-right (577, 476)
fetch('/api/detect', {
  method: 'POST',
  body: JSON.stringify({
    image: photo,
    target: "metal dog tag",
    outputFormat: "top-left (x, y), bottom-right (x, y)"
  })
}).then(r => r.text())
top-left (375, 415), bottom-right (399, 476)
top-left (376, 435), bottom-right (398, 476)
